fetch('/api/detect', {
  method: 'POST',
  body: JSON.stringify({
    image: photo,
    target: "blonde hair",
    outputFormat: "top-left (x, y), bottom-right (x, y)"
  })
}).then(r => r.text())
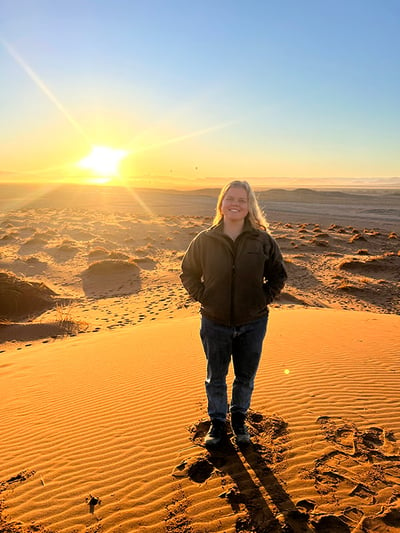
top-left (212, 180), bottom-right (269, 231)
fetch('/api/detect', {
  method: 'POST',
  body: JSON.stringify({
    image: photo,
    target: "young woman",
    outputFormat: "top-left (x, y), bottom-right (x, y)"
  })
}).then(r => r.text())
top-left (180, 180), bottom-right (287, 448)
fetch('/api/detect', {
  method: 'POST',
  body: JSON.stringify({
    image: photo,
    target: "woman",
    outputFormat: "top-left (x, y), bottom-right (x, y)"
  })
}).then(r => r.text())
top-left (180, 180), bottom-right (287, 448)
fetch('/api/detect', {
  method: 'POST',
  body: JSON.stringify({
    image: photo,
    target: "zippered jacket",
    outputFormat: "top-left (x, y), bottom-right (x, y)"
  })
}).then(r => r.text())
top-left (180, 220), bottom-right (287, 326)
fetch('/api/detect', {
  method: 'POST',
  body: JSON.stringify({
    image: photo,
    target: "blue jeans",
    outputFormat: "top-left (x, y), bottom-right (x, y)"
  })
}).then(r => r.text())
top-left (200, 314), bottom-right (268, 422)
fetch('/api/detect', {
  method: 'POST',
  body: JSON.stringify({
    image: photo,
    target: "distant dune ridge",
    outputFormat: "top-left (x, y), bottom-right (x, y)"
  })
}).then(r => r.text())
top-left (0, 184), bottom-right (399, 532)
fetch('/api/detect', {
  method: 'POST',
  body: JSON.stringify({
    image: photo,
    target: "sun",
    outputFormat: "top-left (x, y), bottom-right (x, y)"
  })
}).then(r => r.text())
top-left (77, 145), bottom-right (129, 183)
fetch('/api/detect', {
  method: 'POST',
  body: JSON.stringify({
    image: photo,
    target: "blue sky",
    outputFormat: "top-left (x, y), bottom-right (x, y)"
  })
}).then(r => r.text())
top-left (1, 0), bottom-right (399, 187)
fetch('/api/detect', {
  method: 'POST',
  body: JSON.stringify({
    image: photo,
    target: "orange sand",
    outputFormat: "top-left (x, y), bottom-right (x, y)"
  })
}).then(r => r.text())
top-left (1, 187), bottom-right (399, 532)
top-left (1, 308), bottom-right (399, 532)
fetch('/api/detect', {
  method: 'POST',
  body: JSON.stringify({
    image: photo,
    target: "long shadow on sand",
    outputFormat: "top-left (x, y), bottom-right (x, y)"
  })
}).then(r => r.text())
top-left (208, 440), bottom-right (313, 533)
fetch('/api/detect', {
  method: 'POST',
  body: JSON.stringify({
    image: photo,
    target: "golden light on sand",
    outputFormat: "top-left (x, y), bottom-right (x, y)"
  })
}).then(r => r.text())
top-left (77, 145), bottom-right (129, 183)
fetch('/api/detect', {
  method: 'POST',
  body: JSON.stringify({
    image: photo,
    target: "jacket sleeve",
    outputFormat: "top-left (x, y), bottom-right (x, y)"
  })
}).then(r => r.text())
top-left (263, 237), bottom-right (288, 304)
top-left (180, 235), bottom-right (205, 302)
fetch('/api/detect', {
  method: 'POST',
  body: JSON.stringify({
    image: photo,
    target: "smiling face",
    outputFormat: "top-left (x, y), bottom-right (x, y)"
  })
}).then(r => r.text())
top-left (221, 186), bottom-right (249, 223)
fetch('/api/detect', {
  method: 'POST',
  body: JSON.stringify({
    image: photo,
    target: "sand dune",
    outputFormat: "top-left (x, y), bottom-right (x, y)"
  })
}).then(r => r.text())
top-left (0, 200), bottom-right (398, 349)
top-left (1, 186), bottom-right (399, 532)
top-left (1, 310), bottom-right (399, 532)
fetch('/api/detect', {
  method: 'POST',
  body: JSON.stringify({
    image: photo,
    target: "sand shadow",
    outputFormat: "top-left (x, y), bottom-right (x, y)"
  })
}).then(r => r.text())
top-left (241, 444), bottom-right (314, 532)
top-left (81, 274), bottom-right (141, 298)
top-left (0, 272), bottom-right (58, 320)
top-left (0, 322), bottom-right (67, 343)
top-left (208, 440), bottom-right (313, 532)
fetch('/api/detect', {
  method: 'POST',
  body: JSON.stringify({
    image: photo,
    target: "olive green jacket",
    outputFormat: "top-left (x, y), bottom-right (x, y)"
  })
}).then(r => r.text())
top-left (180, 220), bottom-right (287, 326)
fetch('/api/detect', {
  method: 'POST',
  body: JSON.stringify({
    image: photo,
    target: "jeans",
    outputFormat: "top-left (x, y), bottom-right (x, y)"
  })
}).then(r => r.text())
top-left (200, 314), bottom-right (268, 422)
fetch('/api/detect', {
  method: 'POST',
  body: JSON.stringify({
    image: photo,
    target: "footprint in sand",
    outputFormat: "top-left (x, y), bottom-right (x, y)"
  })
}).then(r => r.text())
top-left (306, 416), bottom-right (400, 532)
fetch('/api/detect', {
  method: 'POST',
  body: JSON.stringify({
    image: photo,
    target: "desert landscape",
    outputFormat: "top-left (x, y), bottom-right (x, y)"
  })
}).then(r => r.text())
top-left (0, 184), bottom-right (399, 532)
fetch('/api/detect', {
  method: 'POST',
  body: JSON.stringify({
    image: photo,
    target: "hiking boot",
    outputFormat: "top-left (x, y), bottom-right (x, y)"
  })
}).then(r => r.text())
top-left (204, 419), bottom-right (226, 448)
top-left (231, 412), bottom-right (251, 446)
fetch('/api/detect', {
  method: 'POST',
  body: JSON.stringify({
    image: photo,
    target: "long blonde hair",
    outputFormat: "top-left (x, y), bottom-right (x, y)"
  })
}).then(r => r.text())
top-left (212, 180), bottom-right (269, 231)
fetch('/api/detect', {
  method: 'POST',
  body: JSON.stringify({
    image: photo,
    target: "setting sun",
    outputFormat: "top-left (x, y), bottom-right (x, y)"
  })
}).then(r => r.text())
top-left (77, 145), bottom-right (129, 183)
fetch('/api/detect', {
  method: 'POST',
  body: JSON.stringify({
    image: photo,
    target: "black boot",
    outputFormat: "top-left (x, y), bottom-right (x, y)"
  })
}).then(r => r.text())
top-left (231, 412), bottom-right (251, 446)
top-left (204, 419), bottom-right (226, 448)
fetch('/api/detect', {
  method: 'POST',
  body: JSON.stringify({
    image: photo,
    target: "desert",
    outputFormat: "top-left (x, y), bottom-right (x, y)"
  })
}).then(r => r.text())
top-left (1, 184), bottom-right (400, 533)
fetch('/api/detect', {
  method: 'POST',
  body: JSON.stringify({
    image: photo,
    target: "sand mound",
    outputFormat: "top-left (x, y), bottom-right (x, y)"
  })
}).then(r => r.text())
top-left (87, 247), bottom-right (110, 261)
top-left (0, 272), bottom-right (57, 320)
top-left (133, 256), bottom-right (157, 270)
top-left (81, 260), bottom-right (141, 298)
top-left (339, 255), bottom-right (400, 281)
top-left (82, 259), bottom-right (140, 276)
top-left (53, 241), bottom-right (79, 253)
top-left (0, 233), bottom-right (17, 244)
top-left (20, 236), bottom-right (47, 249)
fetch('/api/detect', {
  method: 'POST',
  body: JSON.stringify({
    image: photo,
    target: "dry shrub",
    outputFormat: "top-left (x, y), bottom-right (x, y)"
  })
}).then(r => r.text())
top-left (0, 271), bottom-right (57, 319)
top-left (54, 304), bottom-right (89, 335)
top-left (357, 249), bottom-right (369, 255)
top-left (337, 280), bottom-right (356, 291)
top-left (311, 238), bottom-right (329, 247)
top-left (349, 233), bottom-right (367, 243)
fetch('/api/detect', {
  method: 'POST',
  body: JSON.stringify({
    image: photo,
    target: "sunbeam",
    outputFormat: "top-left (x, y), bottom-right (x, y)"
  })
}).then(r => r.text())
top-left (1, 39), bottom-right (90, 143)
top-left (125, 119), bottom-right (239, 154)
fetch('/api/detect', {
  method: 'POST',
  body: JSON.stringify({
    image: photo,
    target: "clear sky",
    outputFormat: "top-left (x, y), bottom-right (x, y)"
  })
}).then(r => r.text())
top-left (1, 0), bottom-right (399, 188)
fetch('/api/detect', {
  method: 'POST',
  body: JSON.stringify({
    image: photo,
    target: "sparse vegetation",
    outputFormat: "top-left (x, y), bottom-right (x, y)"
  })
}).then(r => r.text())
top-left (54, 304), bottom-right (89, 336)
top-left (0, 271), bottom-right (57, 320)
top-left (349, 233), bottom-right (367, 243)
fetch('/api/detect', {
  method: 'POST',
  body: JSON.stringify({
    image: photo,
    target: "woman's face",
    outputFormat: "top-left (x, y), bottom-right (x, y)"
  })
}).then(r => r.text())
top-left (221, 186), bottom-right (249, 223)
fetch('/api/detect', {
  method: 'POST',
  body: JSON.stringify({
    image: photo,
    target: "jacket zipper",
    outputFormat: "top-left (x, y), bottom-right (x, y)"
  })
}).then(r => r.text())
top-left (210, 230), bottom-right (250, 326)
top-left (230, 262), bottom-right (236, 326)
top-left (230, 235), bottom-right (243, 326)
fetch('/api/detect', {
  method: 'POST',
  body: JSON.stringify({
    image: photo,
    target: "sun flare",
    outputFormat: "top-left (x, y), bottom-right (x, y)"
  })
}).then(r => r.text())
top-left (77, 145), bottom-right (129, 183)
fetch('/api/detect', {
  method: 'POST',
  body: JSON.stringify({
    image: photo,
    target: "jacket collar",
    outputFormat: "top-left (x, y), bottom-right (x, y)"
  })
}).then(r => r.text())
top-left (208, 217), bottom-right (258, 236)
